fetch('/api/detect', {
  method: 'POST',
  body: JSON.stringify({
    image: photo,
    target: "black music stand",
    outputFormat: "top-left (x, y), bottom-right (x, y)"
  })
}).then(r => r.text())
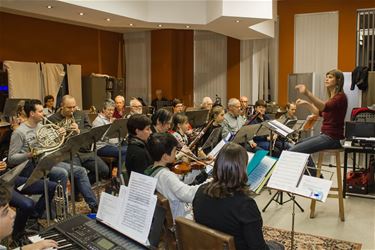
top-left (24, 144), bottom-right (72, 225)
top-left (156, 100), bottom-right (172, 110)
top-left (2, 98), bottom-right (30, 121)
top-left (201, 127), bottom-right (222, 152)
top-left (184, 109), bottom-right (209, 128)
top-left (260, 121), bottom-right (304, 213)
top-left (103, 118), bottom-right (128, 185)
top-left (0, 161), bottom-right (28, 185)
top-left (231, 124), bottom-right (268, 144)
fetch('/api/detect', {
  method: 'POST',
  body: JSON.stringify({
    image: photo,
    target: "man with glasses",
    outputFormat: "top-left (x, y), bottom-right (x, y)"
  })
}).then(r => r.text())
top-left (126, 98), bottom-right (143, 118)
top-left (221, 98), bottom-right (245, 138)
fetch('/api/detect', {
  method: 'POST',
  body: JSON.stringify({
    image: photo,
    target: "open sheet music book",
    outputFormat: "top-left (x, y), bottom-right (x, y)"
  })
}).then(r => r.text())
top-left (97, 172), bottom-right (157, 245)
top-left (267, 151), bottom-right (332, 202)
top-left (246, 150), bottom-right (277, 194)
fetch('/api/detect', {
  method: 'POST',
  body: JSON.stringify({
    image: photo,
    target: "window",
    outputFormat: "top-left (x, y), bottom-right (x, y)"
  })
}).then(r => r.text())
top-left (356, 9), bottom-right (375, 71)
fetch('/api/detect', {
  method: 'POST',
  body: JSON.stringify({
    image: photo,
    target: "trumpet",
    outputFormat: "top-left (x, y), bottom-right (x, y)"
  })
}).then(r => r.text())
top-left (54, 180), bottom-right (67, 221)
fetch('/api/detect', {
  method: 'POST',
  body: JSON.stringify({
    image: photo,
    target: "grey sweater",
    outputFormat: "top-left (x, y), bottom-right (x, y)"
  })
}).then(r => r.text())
top-left (8, 122), bottom-right (42, 165)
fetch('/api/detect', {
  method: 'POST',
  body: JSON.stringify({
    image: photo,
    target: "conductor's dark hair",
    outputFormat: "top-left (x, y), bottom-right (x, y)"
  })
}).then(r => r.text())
top-left (148, 133), bottom-right (178, 161)
top-left (127, 114), bottom-right (152, 136)
top-left (24, 99), bottom-right (42, 118)
top-left (151, 109), bottom-right (172, 126)
top-left (0, 180), bottom-right (11, 208)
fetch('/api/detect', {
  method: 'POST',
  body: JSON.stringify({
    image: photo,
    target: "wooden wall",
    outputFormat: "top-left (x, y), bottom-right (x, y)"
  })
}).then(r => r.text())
top-left (277, 0), bottom-right (375, 105)
top-left (0, 12), bottom-right (123, 77)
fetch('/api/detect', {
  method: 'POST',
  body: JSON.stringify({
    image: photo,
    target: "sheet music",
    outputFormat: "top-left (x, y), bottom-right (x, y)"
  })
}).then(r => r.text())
top-left (119, 172), bottom-right (157, 244)
top-left (294, 175), bottom-right (332, 202)
top-left (208, 139), bottom-right (226, 157)
top-left (268, 120), bottom-right (294, 137)
top-left (96, 173), bottom-right (157, 246)
top-left (248, 156), bottom-right (277, 193)
top-left (267, 151), bottom-right (309, 191)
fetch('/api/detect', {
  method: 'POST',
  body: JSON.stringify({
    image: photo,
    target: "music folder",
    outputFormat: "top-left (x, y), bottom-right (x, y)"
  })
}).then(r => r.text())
top-left (201, 127), bottom-right (222, 151)
top-left (97, 172), bottom-right (164, 247)
top-left (267, 151), bottom-right (332, 202)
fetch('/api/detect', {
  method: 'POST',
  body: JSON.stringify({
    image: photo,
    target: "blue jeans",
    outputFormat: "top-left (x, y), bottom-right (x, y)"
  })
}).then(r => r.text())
top-left (54, 162), bottom-right (97, 208)
top-left (74, 152), bottom-right (110, 184)
top-left (97, 144), bottom-right (127, 166)
top-left (289, 133), bottom-right (342, 168)
top-left (11, 176), bottom-right (56, 240)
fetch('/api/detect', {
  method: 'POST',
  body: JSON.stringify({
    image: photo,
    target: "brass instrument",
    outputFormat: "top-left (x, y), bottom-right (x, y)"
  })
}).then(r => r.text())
top-left (31, 117), bottom-right (66, 157)
top-left (54, 180), bottom-right (67, 221)
top-left (56, 113), bottom-right (77, 138)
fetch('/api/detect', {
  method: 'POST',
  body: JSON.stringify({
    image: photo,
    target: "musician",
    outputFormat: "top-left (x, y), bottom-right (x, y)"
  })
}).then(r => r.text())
top-left (92, 99), bottom-right (127, 167)
top-left (0, 181), bottom-right (58, 250)
top-left (125, 98), bottom-right (143, 118)
top-left (151, 89), bottom-right (169, 110)
top-left (221, 98), bottom-right (245, 139)
top-left (172, 98), bottom-right (185, 113)
top-left (125, 114), bottom-right (153, 175)
top-left (289, 69), bottom-right (347, 170)
top-left (43, 95), bottom-right (55, 117)
top-left (151, 108), bottom-right (172, 133)
top-left (171, 113), bottom-right (190, 149)
top-left (240, 96), bottom-right (249, 120)
top-left (145, 133), bottom-right (201, 219)
top-left (278, 102), bottom-right (297, 124)
top-left (200, 97), bottom-right (213, 111)
top-left (49, 95), bottom-right (110, 184)
top-left (193, 143), bottom-right (283, 250)
top-left (113, 95), bottom-right (126, 119)
top-left (10, 101), bottom-right (27, 131)
top-left (0, 159), bottom-right (56, 244)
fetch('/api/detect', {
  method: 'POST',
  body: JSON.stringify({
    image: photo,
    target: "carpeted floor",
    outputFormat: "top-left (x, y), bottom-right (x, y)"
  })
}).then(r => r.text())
top-left (263, 225), bottom-right (362, 250)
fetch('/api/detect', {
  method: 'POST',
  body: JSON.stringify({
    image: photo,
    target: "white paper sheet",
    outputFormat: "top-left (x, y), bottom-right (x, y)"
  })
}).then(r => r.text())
top-left (295, 175), bottom-right (332, 202)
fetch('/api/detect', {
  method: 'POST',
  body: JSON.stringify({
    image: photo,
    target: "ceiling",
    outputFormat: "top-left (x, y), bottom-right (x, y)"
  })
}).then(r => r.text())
top-left (0, 0), bottom-right (276, 40)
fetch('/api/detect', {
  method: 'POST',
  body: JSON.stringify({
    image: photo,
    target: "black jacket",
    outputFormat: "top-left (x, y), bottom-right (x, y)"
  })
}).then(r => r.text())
top-left (125, 135), bottom-right (153, 175)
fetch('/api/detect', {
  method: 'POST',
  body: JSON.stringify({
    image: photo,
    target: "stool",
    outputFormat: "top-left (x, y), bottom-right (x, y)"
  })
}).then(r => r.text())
top-left (310, 149), bottom-right (345, 221)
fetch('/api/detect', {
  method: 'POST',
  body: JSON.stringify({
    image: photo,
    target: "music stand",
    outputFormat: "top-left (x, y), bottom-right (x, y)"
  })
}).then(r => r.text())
top-left (88, 124), bottom-right (111, 199)
top-left (184, 109), bottom-right (209, 128)
top-left (103, 118), bottom-right (128, 185)
top-left (156, 100), bottom-right (171, 110)
top-left (284, 119), bottom-right (297, 129)
top-left (201, 127), bottom-right (222, 152)
top-left (23, 144), bottom-right (72, 225)
top-left (231, 124), bottom-right (268, 144)
top-left (0, 161), bottom-right (28, 185)
top-left (2, 98), bottom-right (30, 121)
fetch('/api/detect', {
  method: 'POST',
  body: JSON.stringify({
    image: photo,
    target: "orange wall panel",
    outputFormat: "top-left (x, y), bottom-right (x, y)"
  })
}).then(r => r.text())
top-left (227, 37), bottom-right (241, 99)
top-left (0, 12), bottom-right (123, 76)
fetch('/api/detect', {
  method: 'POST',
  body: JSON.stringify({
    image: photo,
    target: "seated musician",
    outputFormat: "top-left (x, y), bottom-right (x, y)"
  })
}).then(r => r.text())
top-left (0, 181), bottom-right (58, 250)
top-left (171, 113), bottom-right (190, 149)
top-left (125, 114), bottom-right (153, 175)
top-left (0, 160), bottom-right (56, 244)
top-left (200, 97), bottom-right (213, 111)
top-left (278, 102), bottom-right (297, 124)
top-left (49, 95), bottom-right (109, 183)
top-left (145, 133), bottom-right (201, 220)
top-left (151, 89), bottom-right (169, 110)
top-left (240, 95), bottom-right (250, 121)
top-left (113, 95), bottom-right (126, 119)
top-left (289, 69), bottom-right (347, 172)
top-left (198, 105), bottom-right (225, 154)
top-left (151, 108), bottom-right (172, 133)
top-left (172, 98), bottom-right (185, 114)
top-left (125, 98), bottom-right (143, 118)
top-left (42, 95), bottom-right (55, 117)
top-left (8, 99), bottom-right (98, 215)
top-left (193, 142), bottom-right (284, 250)
top-left (92, 99), bottom-right (127, 166)
top-left (221, 98), bottom-right (245, 139)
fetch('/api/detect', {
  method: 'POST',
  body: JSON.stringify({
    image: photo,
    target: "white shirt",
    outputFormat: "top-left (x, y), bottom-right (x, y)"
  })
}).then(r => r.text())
top-left (154, 167), bottom-right (200, 220)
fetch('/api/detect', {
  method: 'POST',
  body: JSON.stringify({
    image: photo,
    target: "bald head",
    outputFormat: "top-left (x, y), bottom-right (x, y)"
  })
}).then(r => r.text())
top-left (61, 95), bottom-right (76, 117)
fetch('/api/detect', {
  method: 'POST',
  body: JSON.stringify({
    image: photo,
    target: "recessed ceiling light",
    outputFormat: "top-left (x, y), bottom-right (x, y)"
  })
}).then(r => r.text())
top-left (106, 18), bottom-right (111, 22)
top-left (129, 23), bottom-right (133, 26)
top-left (79, 12), bottom-right (84, 16)
top-left (47, 5), bottom-right (52, 9)
top-left (186, 25), bottom-right (190, 28)
top-left (235, 20), bottom-right (240, 23)
top-left (157, 24), bottom-right (162, 27)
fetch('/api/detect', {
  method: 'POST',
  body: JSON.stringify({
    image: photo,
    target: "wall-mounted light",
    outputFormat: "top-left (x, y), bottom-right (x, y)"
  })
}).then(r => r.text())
top-left (158, 24), bottom-right (162, 27)
top-left (106, 18), bottom-right (111, 22)
top-left (79, 12), bottom-right (84, 16)
top-left (47, 5), bottom-right (52, 9)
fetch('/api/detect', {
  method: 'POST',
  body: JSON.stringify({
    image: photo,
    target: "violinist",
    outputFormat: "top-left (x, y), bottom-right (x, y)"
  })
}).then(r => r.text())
top-left (239, 96), bottom-right (250, 121)
top-left (171, 113), bottom-right (190, 149)
top-left (221, 98), bottom-right (245, 139)
top-left (151, 108), bottom-right (173, 133)
top-left (144, 133), bottom-right (201, 220)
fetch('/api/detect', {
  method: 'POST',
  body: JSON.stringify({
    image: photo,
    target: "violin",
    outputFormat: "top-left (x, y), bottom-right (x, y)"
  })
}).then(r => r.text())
top-left (171, 161), bottom-right (192, 175)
